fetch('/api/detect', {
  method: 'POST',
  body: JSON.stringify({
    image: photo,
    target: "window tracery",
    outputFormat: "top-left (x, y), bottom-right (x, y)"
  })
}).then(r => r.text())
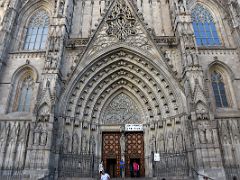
top-left (15, 74), bottom-right (34, 112)
top-left (23, 10), bottom-right (49, 50)
top-left (211, 71), bottom-right (228, 108)
top-left (191, 4), bottom-right (221, 46)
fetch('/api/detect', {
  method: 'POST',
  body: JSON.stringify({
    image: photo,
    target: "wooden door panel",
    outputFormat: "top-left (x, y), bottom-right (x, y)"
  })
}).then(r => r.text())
top-left (125, 132), bottom-right (145, 177)
top-left (102, 133), bottom-right (121, 177)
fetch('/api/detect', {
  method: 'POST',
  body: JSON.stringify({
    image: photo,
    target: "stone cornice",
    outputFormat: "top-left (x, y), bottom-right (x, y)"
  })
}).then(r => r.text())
top-left (9, 51), bottom-right (46, 59)
top-left (198, 47), bottom-right (238, 55)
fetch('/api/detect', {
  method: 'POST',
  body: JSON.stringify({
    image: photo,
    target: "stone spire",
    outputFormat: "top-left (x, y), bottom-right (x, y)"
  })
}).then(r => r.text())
top-left (227, 0), bottom-right (240, 56)
top-left (171, 0), bottom-right (209, 120)
top-left (0, 0), bottom-right (21, 72)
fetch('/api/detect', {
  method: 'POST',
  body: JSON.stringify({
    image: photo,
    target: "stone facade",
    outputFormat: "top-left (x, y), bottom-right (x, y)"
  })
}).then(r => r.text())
top-left (0, 0), bottom-right (239, 179)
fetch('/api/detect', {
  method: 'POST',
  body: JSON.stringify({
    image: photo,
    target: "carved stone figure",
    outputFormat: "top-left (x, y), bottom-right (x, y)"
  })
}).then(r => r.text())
top-left (40, 131), bottom-right (47, 146)
top-left (167, 132), bottom-right (174, 153)
top-left (199, 129), bottom-right (207, 144)
top-left (58, 0), bottom-right (65, 16)
top-left (120, 133), bottom-right (125, 154)
top-left (72, 133), bottom-right (79, 153)
top-left (63, 131), bottom-right (70, 153)
top-left (33, 131), bottom-right (40, 145)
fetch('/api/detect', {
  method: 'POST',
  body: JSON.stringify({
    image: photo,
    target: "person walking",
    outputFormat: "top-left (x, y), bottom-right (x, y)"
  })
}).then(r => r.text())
top-left (100, 171), bottom-right (110, 180)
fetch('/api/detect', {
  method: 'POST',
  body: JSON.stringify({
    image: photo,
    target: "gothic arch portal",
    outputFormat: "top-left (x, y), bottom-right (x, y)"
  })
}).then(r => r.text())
top-left (58, 48), bottom-right (189, 177)
top-left (59, 48), bottom-right (187, 122)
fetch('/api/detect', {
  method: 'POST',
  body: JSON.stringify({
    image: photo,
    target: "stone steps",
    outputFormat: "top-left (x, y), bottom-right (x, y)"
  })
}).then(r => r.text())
top-left (59, 177), bottom-right (192, 180)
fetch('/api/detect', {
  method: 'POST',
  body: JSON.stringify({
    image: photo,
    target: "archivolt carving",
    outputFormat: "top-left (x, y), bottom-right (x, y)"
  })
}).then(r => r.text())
top-left (79, 70), bottom-right (160, 122)
top-left (67, 52), bottom-right (179, 114)
top-left (102, 93), bottom-right (141, 124)
top-left (64, 51), bottom-right (183, 128)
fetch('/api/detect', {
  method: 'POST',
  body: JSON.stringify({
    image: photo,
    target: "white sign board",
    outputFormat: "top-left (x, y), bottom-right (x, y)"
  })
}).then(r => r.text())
top-left (154, 153), bottom-right (160, 161)
top-left (125, 124), bottom-right (143, 132)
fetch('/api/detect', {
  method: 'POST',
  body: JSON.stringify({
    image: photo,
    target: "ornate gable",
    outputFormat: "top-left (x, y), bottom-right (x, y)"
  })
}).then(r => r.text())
top-left (83, 0), bottom-right (161, 60)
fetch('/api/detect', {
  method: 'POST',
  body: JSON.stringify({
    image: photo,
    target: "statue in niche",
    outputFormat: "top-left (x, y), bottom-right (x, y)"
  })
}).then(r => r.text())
top-left (120, 133), bottom-right (125, 155)
top-left (223, 134), bottom-right (230, 144)
top-left (33, 124), bottom-right (42, 145)
top-left (40, 131), bottom-right (47, 146)
top-left (175, 131), bottom-right (183, 152)
top-left (233, 135), bottom-right (239, 144)
top-left (63, 132), bottom-right (70, 153)
top-left (158, 133), bottom-right (164, 152)
top-left (33, 131), bottom-right (40, 145)
top-left (89, 136), bottom-right (96, 153)
top-left (72, 133), bottom-right (79, 154)
top-left (50, 54), bottom-right (59, 69)
top-left (206, 129), bottom-right (213, 144)
top-left (167, 132), bottom-right (174, 153)
top-left (81, 135), bottom-right (87, 153)
top-left (199, 129), bottom-right (207, 144)
top-left (45, 59), bottom-right (51, 69)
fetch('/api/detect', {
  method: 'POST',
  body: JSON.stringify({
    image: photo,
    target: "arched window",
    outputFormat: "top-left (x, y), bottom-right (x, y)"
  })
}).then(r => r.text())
top-left (191, 4), bottom-right (221, 46)
top-left (211, 71), bottom-right (228, 108)
top-left (23, 10), bottom-right (49, 50)
top-left (15, 74), bottom-right (34, 112)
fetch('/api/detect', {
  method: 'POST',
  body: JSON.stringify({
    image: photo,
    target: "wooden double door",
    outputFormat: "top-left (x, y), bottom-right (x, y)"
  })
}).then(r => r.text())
top-left (102, 132), bottom-right (145, 177)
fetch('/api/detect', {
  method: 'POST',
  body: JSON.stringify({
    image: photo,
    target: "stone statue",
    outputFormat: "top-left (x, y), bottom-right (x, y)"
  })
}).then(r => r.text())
top-left (33, 131), bottom-right (40, 145)
top-left (120, 133), bottom-right (125, 154)
top-left (40, 131), bottom-right (47, 146)
top-left (199, 129), bottom-right (207, 144)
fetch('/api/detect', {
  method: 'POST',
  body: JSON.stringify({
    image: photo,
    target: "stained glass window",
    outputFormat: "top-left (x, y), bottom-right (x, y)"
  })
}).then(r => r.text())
top-left (24, 10), bottom-right (49, 50)
top-left (191, 4), bottom-right (221, 46)
top-left (17, 75), bottom-right (34, 112)
top-left (211, 71), bottom-right (228, 108)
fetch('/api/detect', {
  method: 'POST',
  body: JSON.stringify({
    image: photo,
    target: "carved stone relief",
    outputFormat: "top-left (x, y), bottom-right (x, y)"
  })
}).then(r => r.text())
top-left (87, 0), bottom-right (153, 56)
top-left (102, 93), bottom-right (141, 124)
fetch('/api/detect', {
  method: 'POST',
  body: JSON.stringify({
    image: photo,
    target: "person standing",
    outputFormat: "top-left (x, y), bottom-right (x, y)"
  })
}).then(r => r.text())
top-left (120, 159), bottom-right (125, 177)
top-left (99, 161), bottom-right (104, 174)
top-left (133, 161), bottom-right (139, 177)
top-left (100, 171), bottom-right (110, 180)
top-left (98, 161), bottom-right (104, 178)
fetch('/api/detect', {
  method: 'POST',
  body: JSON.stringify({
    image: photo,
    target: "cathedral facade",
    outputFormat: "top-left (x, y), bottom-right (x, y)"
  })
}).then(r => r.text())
top-left (0, 0), bottom-right (240, 179)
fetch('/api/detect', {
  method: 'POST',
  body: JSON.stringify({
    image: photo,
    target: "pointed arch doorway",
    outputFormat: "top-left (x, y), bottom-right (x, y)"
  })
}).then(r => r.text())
top-left (101, 92), bottom-right (145, 177)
